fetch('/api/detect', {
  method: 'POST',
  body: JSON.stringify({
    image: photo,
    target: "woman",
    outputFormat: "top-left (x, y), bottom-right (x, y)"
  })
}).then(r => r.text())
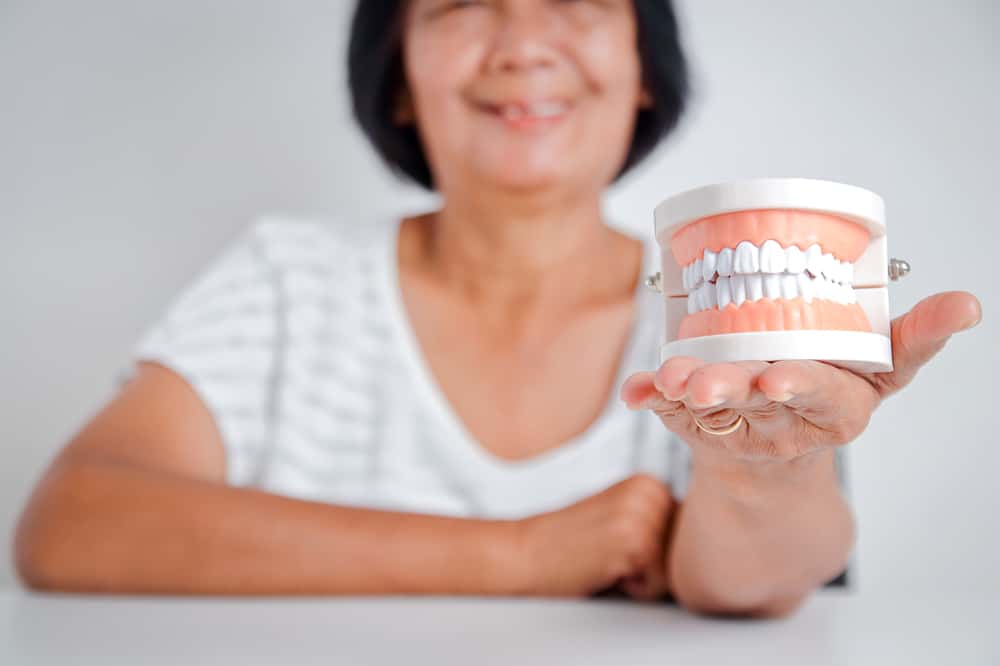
top-left (14, 0), bottom-right (980, 616)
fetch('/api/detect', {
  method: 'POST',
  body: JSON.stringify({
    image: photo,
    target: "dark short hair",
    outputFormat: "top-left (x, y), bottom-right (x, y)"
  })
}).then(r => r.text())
top-left (348, 1), bottom-right (689, 190)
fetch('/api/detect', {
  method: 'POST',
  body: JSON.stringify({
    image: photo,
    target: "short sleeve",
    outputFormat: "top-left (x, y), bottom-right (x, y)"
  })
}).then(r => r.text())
top-left (132, 222), bottom-right (279, 486)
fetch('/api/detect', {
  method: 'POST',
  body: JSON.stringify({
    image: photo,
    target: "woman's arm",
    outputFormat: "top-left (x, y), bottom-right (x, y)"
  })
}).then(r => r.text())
top-left (14, 363), bottom-right (522, 595)
top-left (16, 454), bottom-right (527, 595)
top-left (666, 448), bottom-right (852, 617)
top-left (16, 363), bottom-right (674, 597)
top-left (623, 291), bottom-right (981, 616)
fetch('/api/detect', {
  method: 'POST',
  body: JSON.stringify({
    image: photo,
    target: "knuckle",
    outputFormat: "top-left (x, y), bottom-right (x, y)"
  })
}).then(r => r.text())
top-left (627, 474), bottom-right (670, 502)
top-left (746, 401), bottom-right (783, 420)
top-left (653, 401), bottom-right (687, 420)
top-left (617, 515), bottom-right (657, 551)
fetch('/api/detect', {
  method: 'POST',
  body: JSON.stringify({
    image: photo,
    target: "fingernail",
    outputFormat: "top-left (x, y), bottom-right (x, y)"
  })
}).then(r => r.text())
top-left (962, 313), bottom-right (982, 331)
top-left (693, 393), bottom-right (726, 409)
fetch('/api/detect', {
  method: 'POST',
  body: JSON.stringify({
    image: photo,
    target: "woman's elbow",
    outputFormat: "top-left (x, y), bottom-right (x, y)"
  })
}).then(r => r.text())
top-left (13, 501), bottom-right (71, 591)
top-left (13, 463), bottom-right (109, 592)
top-left (679, 590), bottom-right (810, 619)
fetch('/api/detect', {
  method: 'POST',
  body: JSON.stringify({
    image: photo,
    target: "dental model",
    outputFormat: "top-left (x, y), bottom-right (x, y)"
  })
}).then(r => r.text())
top-left (648, 178), bottom-right (910, 373)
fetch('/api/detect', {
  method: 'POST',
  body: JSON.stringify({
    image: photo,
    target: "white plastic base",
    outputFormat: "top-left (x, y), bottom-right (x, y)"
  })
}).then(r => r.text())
top-left (659, 330), bottom-right (894, 374)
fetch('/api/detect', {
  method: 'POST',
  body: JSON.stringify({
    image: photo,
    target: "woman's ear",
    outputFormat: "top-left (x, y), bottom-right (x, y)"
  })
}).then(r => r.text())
top-left (638, 86), bottom-right (654, 110)
top-left (393, 85), bottom-right (415, 125)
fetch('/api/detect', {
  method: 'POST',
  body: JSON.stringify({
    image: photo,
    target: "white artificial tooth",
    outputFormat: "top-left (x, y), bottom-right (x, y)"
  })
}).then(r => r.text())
top-left (683, 264), bottom-right (693, 291)
top-left (699, 281), bottom-right (716, 310)
top-left (805, 244), bottom-right (824, 276)
top-left (818, 277), bottom-right (834, 301)
top-left (785, 245), bottom-right (806, 274)
top-left (832, 257), bottom-right (845, 283)
top-left (813, 276), bottom-right (827, 301)
top-left (716, 276), bottom-right (732, 309)
top-left (760, 240), bottom-right (787, 273)
top-left (731, 274), bottom-right (747, 306)
top-left (828, 278), bottom-right (841, 301)
top-left (821, 253), bottom-right (837, 280)
top-left (834, 282), bottom-right (848, 305)
top-left (839, 261), bottom-right (854, 285)
top-left (825, 259), bottom-right (837, 283)
top-left (702, 249), bottom-right (718, 282)
top-left (687, 292), bottom-right (699, 314)
top-left (780, 273), bottom-right (798, 300)
top-left (746, 273), bottom-right (764, 301)
top-left (796, 273), bottom-right (814, 303)
top-left (763, 273), bottom-right (782, 300)
top-left (845, 285), bottom-right (857, 304)
top-left (692, 258), bottom-right (703, 288)
top-left (717, 247), bottom-right (734, 277)
top-left (734, 241), bottom-right (760, 274)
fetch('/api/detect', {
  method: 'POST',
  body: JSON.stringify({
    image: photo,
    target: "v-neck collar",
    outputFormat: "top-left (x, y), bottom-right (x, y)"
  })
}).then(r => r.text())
top-left (376, 216), bottom-right (655, 477)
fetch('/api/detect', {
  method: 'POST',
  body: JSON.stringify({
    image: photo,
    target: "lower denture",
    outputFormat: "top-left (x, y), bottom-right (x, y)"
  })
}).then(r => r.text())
top-left (677, 299), bottom-right (871, 339)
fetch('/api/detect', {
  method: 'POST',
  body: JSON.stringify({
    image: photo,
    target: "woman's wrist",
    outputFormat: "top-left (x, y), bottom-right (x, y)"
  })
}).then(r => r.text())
top-left (689, 445), bottom-right (837, 509)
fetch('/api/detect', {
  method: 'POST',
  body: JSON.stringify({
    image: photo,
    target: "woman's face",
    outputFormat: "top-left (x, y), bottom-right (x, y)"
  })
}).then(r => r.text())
top-left (402, 0), bottom-right (647, 195)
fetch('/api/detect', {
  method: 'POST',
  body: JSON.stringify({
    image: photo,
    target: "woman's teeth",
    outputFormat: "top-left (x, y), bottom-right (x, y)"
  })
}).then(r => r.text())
top-left (497, 100), bottom-right (569, 121)
top-left (682, 241), bottom-right (857, 314)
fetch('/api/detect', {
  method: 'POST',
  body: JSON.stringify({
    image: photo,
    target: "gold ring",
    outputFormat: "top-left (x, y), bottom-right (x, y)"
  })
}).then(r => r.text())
top-left (692, 413), bottom-right (745, 436)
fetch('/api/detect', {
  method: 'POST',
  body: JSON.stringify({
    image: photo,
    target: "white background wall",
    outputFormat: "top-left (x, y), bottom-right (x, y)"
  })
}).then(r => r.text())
top-left (2, 0), bottom-right (997, 593)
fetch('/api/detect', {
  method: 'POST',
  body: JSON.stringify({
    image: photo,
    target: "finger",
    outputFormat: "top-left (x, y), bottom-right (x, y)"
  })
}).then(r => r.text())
top-left (620, 373), bottom-right (688, 422)
top-left (632, 360), bottom-right (768, 443)
top-left (653, 357), bottom-right (708, 401)
top-left (622, 568), bottom-right (668, 602)
top-left (757, 360), bottom-right (879, 442)
top-left (869, 291), bottom-right (981, 398)
top-left (683, 361), bottom-right (770, 411)
top-left (620, 372), bottom-right (662, 410)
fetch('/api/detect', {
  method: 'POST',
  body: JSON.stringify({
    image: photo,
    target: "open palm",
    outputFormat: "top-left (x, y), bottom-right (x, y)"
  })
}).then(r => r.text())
top-left (621, 291), bottom-right (981, 463)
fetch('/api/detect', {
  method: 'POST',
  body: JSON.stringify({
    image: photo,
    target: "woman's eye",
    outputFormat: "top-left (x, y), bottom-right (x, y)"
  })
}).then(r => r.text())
top-left (552, 0), bottom-right (618, 14)
top-left (425, 0), bottom-right (488, 17)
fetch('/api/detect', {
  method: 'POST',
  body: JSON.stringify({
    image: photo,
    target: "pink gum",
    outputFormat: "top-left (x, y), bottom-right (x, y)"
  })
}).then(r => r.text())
top-left (677, 298), bottom-right (872, 339)
top-left (670, 209), bottom-right (871, 267)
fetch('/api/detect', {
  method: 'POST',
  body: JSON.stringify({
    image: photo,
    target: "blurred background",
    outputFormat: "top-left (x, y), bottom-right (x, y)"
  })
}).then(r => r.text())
top-left (2, 0), bottom-right (997, 593)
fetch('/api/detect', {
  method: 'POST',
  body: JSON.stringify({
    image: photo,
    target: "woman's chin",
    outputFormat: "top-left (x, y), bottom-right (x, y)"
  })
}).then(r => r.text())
top-left (472, 162), bottom-right (583, 194)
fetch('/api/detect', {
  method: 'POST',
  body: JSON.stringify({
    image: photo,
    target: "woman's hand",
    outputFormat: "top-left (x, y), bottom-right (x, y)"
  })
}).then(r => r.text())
top-left (513, 474), bottom-right (673, 600)
top-left (620, 291), bottom-right (982, 469)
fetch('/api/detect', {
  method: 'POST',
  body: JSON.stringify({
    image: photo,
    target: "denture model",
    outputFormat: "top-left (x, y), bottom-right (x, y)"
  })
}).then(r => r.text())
top-left (647, 178), bottom-right (911, 373)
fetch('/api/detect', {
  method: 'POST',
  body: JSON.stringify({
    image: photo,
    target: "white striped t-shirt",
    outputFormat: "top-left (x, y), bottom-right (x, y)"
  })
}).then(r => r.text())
top-left (133, 216), bottom-right (691, 518)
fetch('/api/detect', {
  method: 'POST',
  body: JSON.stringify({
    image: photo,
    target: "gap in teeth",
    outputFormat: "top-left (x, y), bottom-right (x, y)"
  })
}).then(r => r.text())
top-left (682, 240), bottom-right (856, 314)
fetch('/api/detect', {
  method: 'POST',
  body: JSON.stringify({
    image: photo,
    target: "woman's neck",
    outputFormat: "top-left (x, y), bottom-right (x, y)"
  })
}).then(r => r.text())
top-left (402, 185), bottom-right (642, 348)
top-left (415, 189), bottom-right (639, 310)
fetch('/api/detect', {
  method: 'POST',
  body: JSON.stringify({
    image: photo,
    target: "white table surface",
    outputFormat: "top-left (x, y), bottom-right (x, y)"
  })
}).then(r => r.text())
top-left (2, 588), bottom-right (996, 665)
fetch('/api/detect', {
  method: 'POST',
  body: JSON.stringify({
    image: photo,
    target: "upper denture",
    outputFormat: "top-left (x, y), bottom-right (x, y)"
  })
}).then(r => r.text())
top-left (670, 209), bottom-right (870, 267)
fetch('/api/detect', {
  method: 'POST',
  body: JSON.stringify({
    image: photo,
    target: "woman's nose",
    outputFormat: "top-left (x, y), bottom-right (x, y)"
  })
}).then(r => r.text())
top-left (485, 5), bottom-right (562, 74)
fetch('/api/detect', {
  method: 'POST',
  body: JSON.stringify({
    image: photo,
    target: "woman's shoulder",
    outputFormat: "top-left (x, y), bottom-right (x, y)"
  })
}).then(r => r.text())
top-left (245, 213), bottom-right (385, 271)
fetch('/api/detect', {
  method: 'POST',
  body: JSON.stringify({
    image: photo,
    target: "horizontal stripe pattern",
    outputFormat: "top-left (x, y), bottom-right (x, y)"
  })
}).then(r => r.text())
top-left (132, 216), bottom-right (697, 518)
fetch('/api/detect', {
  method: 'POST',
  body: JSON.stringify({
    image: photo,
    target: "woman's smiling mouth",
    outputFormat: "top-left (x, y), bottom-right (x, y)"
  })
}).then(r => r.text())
top-left (474, 98), bottom-right (573, 131)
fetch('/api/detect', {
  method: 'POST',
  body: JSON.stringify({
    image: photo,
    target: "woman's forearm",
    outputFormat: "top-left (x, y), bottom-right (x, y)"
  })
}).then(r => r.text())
top-left (15, 455), bottom-right (525, 595)
top-left (667, 447), bottom-right (855, 617)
